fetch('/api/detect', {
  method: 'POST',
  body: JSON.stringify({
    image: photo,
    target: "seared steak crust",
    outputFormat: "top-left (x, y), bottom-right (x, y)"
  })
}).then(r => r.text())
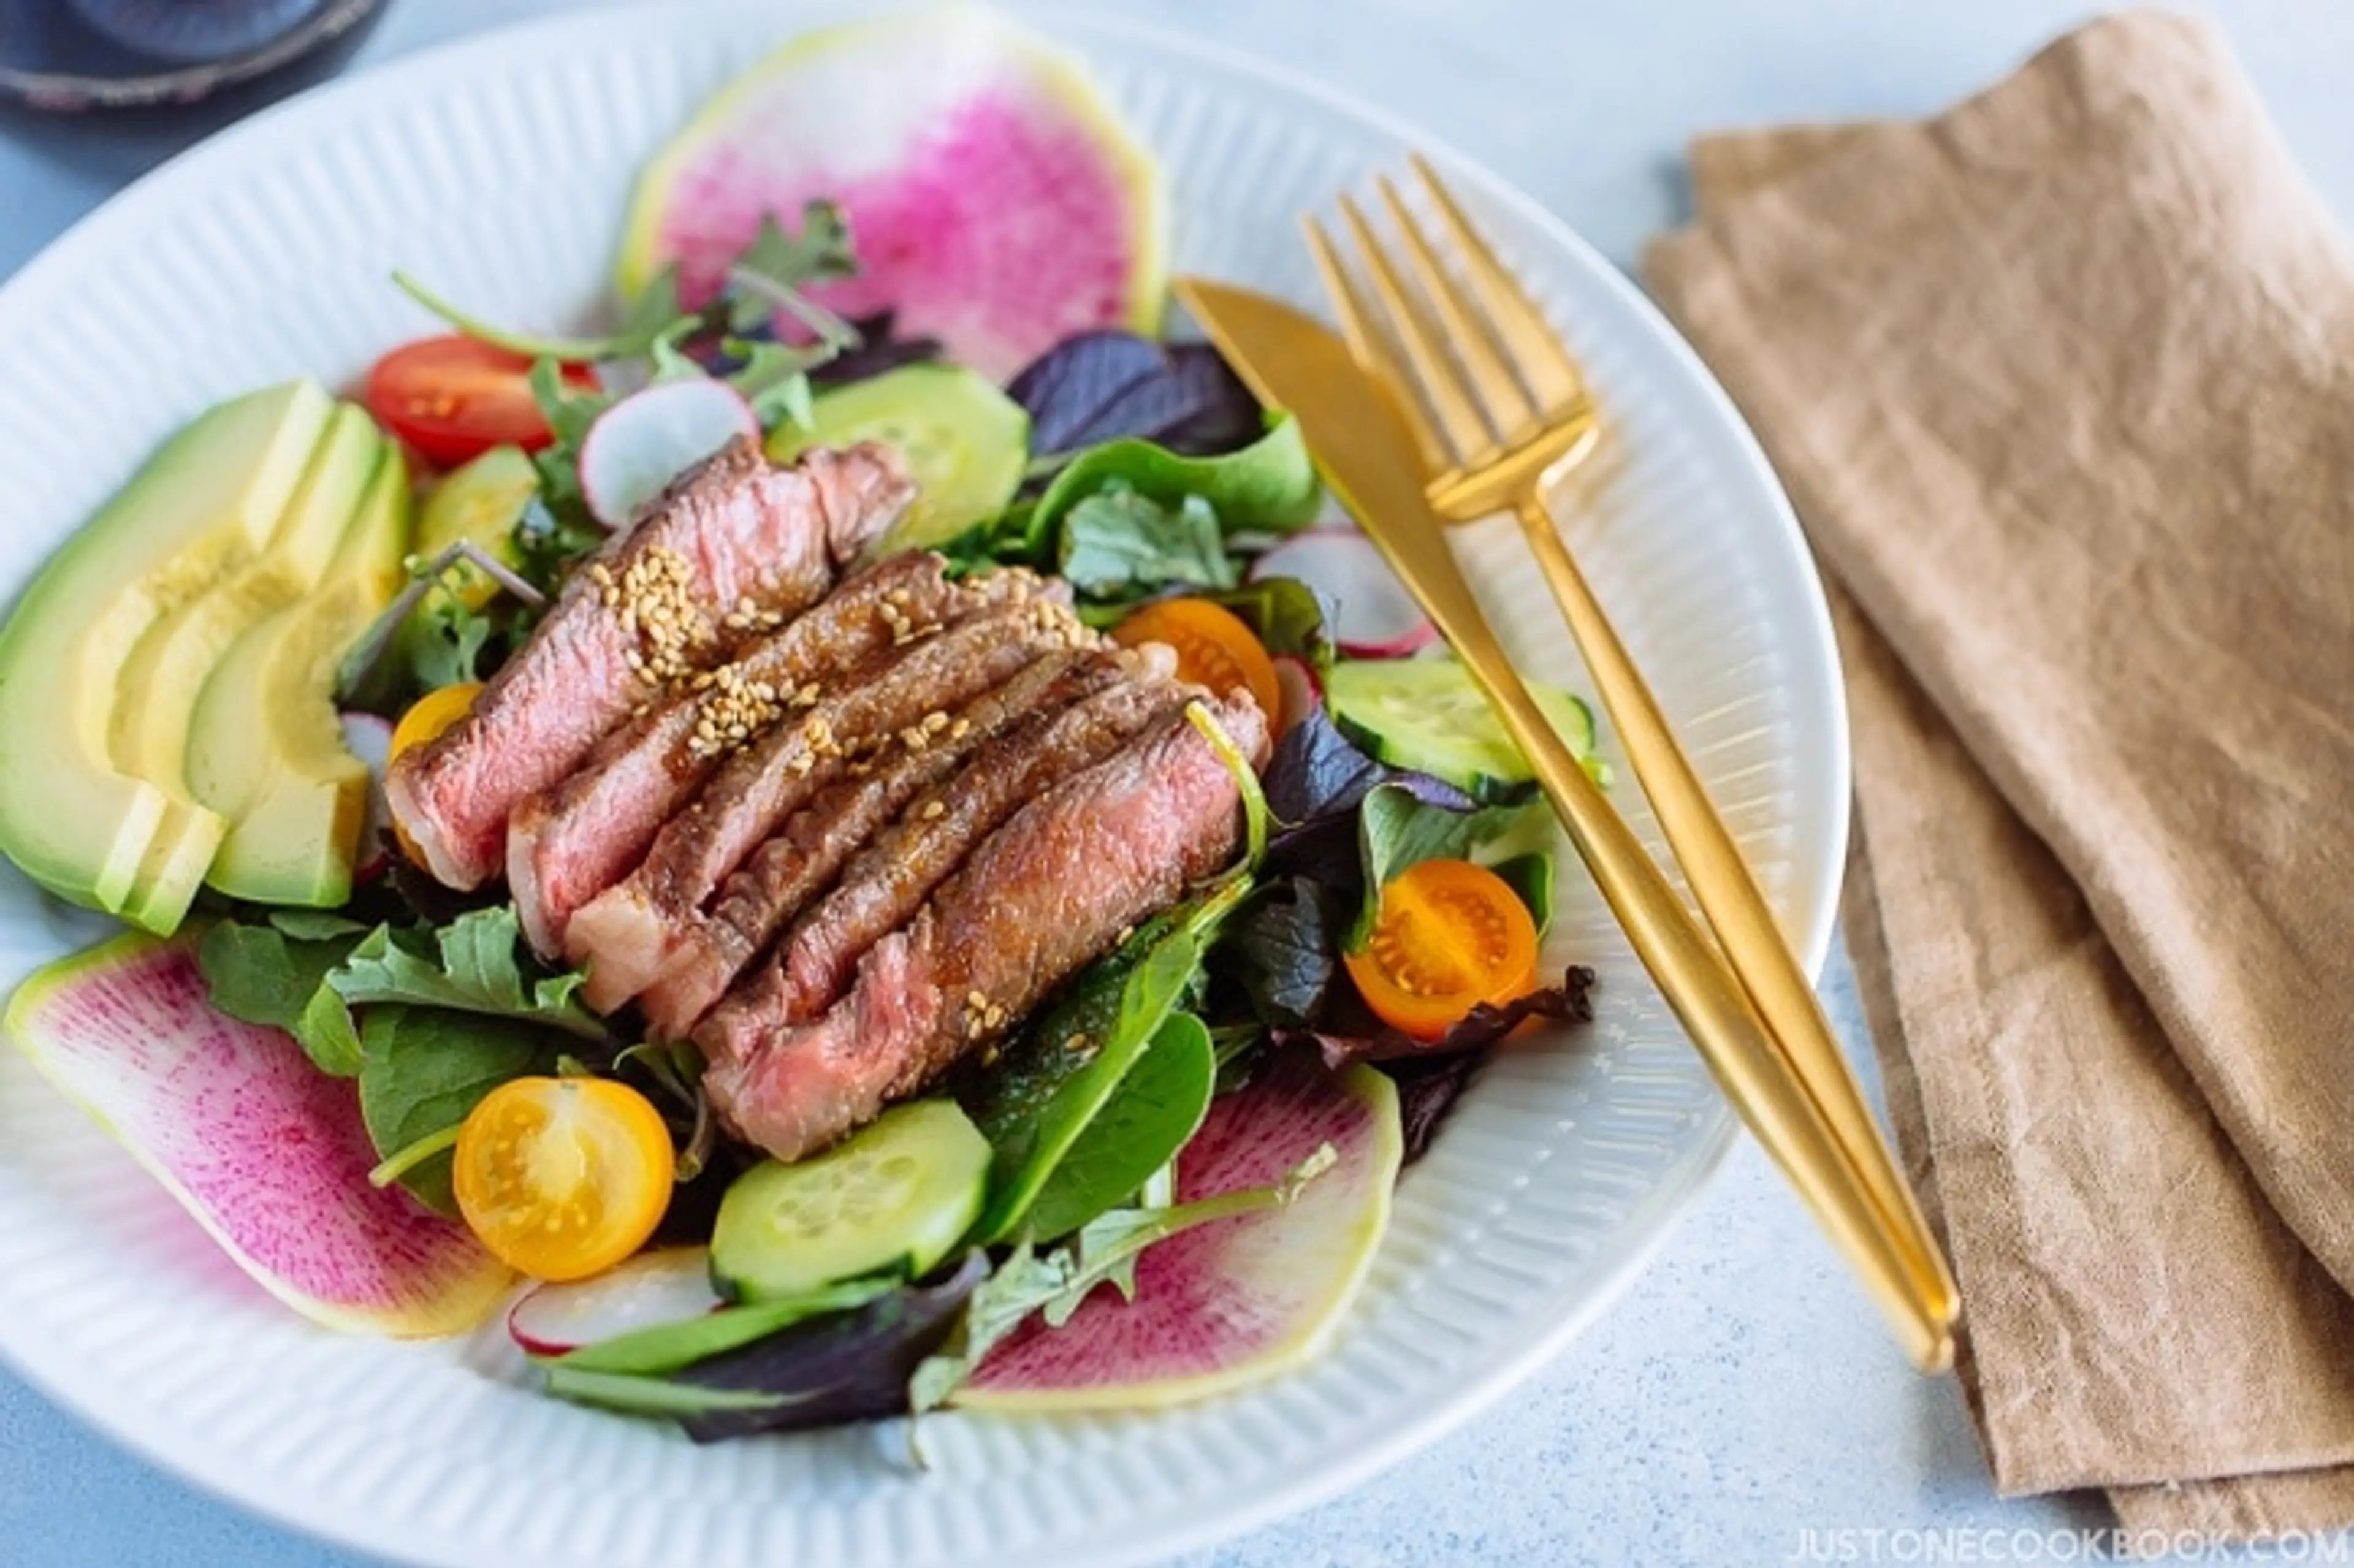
top-left (704, 692), bottom-right (1271, 1163)
top-left (386, 439), bottom-right (911, 889)
top-left (508, 551), bottom-right (967, 957)
top-left (718, 660), bottom-right (1187, 1060)
top-left (565, 590), bottom-right (1090, 1011)
top-left (690, 649), bottom-right (1173, 1060)
top-left (640, 649), bottom-right (1120, 1041)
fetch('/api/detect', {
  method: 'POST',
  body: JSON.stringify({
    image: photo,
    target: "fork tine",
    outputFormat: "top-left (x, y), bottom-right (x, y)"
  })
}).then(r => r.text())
top-left (1337, 193), bottom-right (1496, 468)
top-left (1303, 215), bottom-right (1451, 479)
top-left (1411, 153), bottom-right (1584, 411)
top-left (1374, 173), bottom-right (1539, 444)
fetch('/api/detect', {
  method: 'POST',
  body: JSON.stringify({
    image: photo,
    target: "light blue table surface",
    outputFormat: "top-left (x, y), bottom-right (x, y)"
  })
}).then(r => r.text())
top-left (3, 2), bottom-right (2350, 1564)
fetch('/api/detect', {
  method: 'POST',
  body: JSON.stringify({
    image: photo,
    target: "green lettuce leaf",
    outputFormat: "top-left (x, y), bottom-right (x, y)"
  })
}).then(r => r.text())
top-left (357, 1004), bottom-right (563, 1213)
top-left (1032, 414), bottom-right (1321, 544)
top-left (967, 875), bottom-right (1251, 1244)
top-left (1021, 1011), bottom-right (1215, 1243)
top-left (1205, 575), bottom-right (1333, 672)
top-left (197, 919), bottom-right (365, 1077)
top-left (552, 1277), bottom-right (897, 1378)
top-left (1056, 487), bottom-right (1236, 598)
top-left (1350, 782), bottom-right (1537, 950)
top-left (328, 905), bottom-right (602, 1041)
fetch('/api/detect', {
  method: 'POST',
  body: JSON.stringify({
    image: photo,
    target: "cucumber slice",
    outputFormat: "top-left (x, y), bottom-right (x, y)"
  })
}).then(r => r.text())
top-left (1325, 657), bottom-right (1601, 805)
top-left (766, 364), bottom-right (1029, 551)
top-left (709, 1098), bottom-right (990, 1302)
top-left (414, 444), bottom-right (537, 610)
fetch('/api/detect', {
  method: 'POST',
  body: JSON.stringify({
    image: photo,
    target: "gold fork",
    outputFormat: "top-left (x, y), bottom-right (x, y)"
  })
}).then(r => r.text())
top-left (1306, 158), bottom-right (1958, 1361)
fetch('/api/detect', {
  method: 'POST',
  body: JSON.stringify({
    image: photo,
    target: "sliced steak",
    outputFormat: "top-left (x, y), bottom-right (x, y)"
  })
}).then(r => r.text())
top-left (696, 653), bottom-right (1185, 1066)
top-left (507, 551), bottom-right (977, 956)
top-left (386, 440), bottom-right (910, 889)
top-left (565, 591), bottom-right (1091, 1011)
top-left (638, 648), bottom-right (1119, 1040)
top-left (704, 691), bottom-right (1271, 1163)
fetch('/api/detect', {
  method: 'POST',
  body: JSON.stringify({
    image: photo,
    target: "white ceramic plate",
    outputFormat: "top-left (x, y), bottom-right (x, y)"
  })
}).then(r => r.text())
top-left (0, 5), bottom-right (1846, 1565)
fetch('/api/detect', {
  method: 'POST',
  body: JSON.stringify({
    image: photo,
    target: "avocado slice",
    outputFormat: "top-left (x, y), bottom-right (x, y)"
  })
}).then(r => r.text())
top-left (0, 381), bottom-right (335, 925)
top-left (189, 441), bottom-right (411, 907)
top-left (109, 405), bottom-right (385, 931)
top-left (410, 444), bottom-right (536, 612)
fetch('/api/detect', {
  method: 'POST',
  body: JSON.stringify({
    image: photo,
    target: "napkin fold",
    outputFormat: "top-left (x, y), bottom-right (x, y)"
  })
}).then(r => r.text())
top-left (1645, 10), bottom-right (2354, 1541)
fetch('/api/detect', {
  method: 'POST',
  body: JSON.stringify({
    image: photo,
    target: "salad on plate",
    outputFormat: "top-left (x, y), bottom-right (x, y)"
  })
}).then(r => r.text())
top-left (0, 6), bottom-right (1606, 1439)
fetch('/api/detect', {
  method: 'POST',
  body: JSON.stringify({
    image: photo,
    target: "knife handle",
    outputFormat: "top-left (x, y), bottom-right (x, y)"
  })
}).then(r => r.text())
top-left (1421, 549), bottom-right (1952, 1372)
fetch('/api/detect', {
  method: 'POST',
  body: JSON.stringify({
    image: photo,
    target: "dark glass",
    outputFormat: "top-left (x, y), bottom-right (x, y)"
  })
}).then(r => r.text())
top-left (0, 0), bottom-right (392, 177)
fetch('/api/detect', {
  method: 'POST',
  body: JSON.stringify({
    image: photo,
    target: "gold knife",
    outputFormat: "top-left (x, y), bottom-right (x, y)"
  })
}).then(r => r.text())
top-left (1176, 276), bottom-right (1956, 1372)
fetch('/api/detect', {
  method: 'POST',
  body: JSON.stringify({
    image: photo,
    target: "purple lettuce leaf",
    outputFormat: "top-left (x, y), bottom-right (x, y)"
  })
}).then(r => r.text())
top-left (1007, 331), bottom-right (1263, 458)
top-left (810, 310), bottom-right (944, 387)
top-left (1154, 346), bottom-right (1263, 455)
top-left (1219, 875), bottom-right (1345, 1028)
top-left (1273, 964), bottom-right (1596, 1071)
top-left (1379, 1051), bottom-right (1485, 1165)
top-left (669, 1252), bottom-right (986, 1442)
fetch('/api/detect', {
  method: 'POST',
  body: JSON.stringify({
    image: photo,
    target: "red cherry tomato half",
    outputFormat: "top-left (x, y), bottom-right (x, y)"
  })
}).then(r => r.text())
top-left (364, 335), bottom-right (595, 470)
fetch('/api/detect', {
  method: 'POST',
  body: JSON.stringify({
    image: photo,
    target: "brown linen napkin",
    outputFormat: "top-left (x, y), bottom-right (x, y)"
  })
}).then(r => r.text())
top-left (1644, 9), bottom-right (2354, 1542)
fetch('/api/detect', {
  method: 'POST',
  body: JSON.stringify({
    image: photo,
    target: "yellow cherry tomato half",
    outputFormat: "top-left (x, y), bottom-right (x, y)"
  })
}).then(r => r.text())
top-left (390, 679), bottom-right (484, 763)
top-left (452, 1076), bottom-right (674, 1282)
top-left (1343, 858), bottom-right (1541, 1042)
top-left (386, 680), bottom-right (482, 863)
top-left (1111, 598), bottom-right (1282, 724)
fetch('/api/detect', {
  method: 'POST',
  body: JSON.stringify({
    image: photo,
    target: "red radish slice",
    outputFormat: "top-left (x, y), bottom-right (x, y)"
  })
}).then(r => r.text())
top-left (578, 379), bottom-right (758, 530)
top-left (1271, 653), bottom-right (1322, 739)
top-left (508, 1247), bottom-right (723, 1357)
top-left (1252, 529), bottom-right (1436, 658)
top-left (6, 935), bottom-right (511, 1338)
top-left (959, 1051), bottom-right (1401, 1410)
top-left (338, 711), bottom-right (394, 882)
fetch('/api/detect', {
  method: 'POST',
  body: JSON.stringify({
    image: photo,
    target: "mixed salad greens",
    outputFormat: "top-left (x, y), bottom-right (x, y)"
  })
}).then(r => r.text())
top-left (0, 7), bottom-right (1605, 1435)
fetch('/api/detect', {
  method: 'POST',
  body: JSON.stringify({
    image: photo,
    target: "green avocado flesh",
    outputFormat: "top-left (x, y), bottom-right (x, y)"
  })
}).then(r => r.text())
top-left (190, 441), bottom-right (408, 907)
top-left (0, 381), bottom-right (336, 924)
top-left (0, 380), bottom-right (408, 929)
top-left (111, 406), bottom-right (386, 925)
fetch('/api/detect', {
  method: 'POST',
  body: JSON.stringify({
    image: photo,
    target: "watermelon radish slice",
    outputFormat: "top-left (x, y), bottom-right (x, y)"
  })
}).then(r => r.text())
top-left (959, 1051), bottom-right (1401, 1410)
top-left (1252, 528), bottom-right (1437, 658)
top-left (579, 379), bottom-right (758, 530)
top-left (338, 711), bottom-right (394, 883)
top-left (618, 7), bottom-right (1164, 382)
top-left (6, 934), bottom-right (512, 1338)
top-left (508, 1247), bottom-right (724, 1357)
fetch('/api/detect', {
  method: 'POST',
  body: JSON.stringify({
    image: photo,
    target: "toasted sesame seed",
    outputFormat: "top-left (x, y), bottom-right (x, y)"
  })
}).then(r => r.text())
top-left (967, 990), bottom-right (988, 1010)
top-left (948, 718), bottom-right (972, 740)
top-left (921, 800), bottom-right (947, 820)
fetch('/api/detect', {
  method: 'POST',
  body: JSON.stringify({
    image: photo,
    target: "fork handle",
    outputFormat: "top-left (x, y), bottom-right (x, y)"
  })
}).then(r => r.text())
top-left (1442, 602), bottom-right (1951, 1370)
top-left (1511, 493), bottom-right (1959, 1326)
